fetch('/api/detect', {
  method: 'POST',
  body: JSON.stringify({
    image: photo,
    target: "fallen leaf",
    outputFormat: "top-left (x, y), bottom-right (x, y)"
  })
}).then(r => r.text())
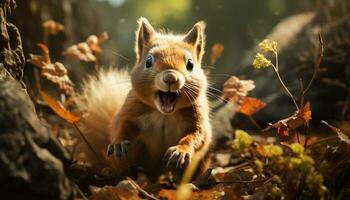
top-left (28, 43), bottom-right (50, 66)
top-left (42, 20), bottom-right (64, 35)
top-left (299, 102), bottom-right (312, 127)
top-left (322, 120), bottom-right (350, 145)
top-left (28, 44), bottom-right (75, 95)
top-left (39, 90), bottom-right (81, 123)
top-left (158, 189), bottom-right (177, 200)
top-left (63, 32), bottom-right (108, 62)
top-left (237, 97), bottom-right (266, 116)
top-left (90, 186), bottom-right (139, 200)
top-left (223, 76), bottom-right (255, 103)
top-left (210, 43), bottom-right (224, 65)
top-left (267, 102), bottom-right (312, 137)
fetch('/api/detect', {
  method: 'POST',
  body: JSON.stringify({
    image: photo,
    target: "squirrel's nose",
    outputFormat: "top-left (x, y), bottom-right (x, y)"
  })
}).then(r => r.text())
top-left (163, 72), bottom-right (178, 85)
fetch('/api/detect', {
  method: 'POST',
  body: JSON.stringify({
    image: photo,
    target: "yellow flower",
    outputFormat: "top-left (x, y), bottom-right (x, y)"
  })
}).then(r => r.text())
top-left (290, 143), bottom-right (304, 154)
top-left (232, 129), bottom-right (253, 151)
top-left (259, 39), bottom-right (278, 53)
top-left (254, 159), bottom-right (264, 173)
top-left (252, 53), bottom-right (272, 69)
top-left (263, 144), bottom-right (283, 157)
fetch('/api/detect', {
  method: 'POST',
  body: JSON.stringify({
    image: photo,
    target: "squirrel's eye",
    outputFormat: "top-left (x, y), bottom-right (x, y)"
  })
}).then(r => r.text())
top-left (186, 58), bottom-right (194, 71)
top-left (145, 55), bottom-right (153, 69)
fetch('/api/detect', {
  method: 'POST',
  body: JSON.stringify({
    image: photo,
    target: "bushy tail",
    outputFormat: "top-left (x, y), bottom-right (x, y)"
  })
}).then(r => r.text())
top-left (74, 69), bottom-right (131, 169)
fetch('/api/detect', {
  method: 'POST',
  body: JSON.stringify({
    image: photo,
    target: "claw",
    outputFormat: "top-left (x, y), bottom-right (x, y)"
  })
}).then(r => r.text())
top-left (107, 144), bottom-right (114, 156)
top-left (107, 140), bottom-right (130, 159)
top-left (164, 145), bottom-right (192, 169)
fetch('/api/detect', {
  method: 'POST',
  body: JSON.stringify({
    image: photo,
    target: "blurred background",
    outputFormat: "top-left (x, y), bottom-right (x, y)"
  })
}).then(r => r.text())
top-left (9, 0), bottom-right (350, 125)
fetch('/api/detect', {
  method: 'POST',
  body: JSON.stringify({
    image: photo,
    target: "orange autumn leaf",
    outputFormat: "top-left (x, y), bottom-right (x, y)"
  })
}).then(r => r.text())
top-left (29, 43), bottom-right (51, 66)
top-left (256, 144), bottom-right (267, 156)
top-left (158, 189), bottom-right (177, 200)
top-left (277, 124), bottom-right (289, 137)
top-left (299, 102), bottom-right (312, 126)
top-left (39, 90), bottom-right (81, 123)
top-left (210, 43), bottom-right (224, 65)
top-left (267, 102), bottom-right (312, 138)
top-left (237, 97), bottom-right (266, 116)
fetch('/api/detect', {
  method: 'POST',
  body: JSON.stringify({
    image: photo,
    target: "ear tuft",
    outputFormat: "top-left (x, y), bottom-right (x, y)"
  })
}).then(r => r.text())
top-left (184, 21), bottom-right (206, 63)
top-left (135, 17), bottom-right (156, 61)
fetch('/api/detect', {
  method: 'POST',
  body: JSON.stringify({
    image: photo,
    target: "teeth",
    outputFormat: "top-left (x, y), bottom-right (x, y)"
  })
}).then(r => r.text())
top-left (158, 91), bottom-right (178, 113)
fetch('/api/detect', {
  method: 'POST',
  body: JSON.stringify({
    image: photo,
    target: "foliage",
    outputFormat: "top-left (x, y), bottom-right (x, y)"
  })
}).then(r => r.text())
top-left (20, 9), bottom-right (350, 200)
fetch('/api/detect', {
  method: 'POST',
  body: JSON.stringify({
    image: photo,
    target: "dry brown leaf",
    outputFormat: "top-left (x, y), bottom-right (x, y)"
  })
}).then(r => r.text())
top-left (28, 43), bottom-right (51, 66)
top-left (223, 76), bottom-right (255, 103)
top-left (42, 20), bottom-right (64, 35)
top-left (63, 32), bottom-right (109, 62)
top-left (322, 120), bottom-right (350, 145)
top-left (210, 43), bottom-right (224, 65)
top-left (158, 189), bottom-right (177, 200)
top-left (237, 97), bottom-right (266, 116)
top-left (41, 62), bottom-right (75, 94)
top-left (28, 44), bottom-right (75, 95)
top-left (90, 186), bottom-right (139, 200)
top-left (39, 90), bottom-right (81, 123)
top-left (256, 144), bottom-right (267, 156)
top-left (267, 102), bottom-right (312, 137)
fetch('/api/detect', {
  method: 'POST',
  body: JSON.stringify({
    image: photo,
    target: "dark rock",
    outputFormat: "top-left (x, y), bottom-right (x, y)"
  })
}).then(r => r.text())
top-left (0, 70), bottom-right (74, 200)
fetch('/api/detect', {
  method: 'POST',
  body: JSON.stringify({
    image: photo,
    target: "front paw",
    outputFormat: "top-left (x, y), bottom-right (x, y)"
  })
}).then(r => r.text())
top-left (107, 140), bottom-right (130, 159)
top-left (164, 145), bottom-right (193, 168)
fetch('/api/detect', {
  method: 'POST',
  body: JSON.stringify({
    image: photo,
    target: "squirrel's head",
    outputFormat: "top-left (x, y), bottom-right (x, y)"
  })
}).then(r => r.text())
top-left (131, 17), bottom-right (208, 114)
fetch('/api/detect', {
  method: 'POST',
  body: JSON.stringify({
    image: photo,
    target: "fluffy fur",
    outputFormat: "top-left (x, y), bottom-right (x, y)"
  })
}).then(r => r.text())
top-left (74, 69), bottom-right (130, 168)
top-left (75, 17), bottom-right (212, 180)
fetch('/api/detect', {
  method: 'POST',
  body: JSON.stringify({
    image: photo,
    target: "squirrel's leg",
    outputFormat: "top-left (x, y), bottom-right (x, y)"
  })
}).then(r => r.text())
top-left (108, 118), bottom-right (142, 177)
top-left (164, 129), bottom-right (210, 169)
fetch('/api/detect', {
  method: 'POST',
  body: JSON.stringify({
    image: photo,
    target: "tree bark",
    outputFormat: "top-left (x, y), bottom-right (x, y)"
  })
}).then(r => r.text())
top-left (0, 1), bottom-right (73, 199)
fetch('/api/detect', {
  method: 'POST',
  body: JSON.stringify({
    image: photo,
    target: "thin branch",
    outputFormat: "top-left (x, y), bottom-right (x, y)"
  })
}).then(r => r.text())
top-left (299, 78), bottom-right (305, 107)
top-left (126, 177), bottom-right (160, 200)
top-left (272, 60), bottom-right (299, 110)
top-left (303, 33), bottom-right (324, 95)
top-left (249, 116), bottom-right (262, 130)
top-left (73, 122), bottom-right (106, 165)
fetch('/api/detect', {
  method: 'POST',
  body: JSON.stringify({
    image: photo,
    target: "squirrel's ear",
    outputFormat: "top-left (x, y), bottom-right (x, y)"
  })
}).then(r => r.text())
top-left (135, 17), bottom-right (156, 61)
top-left (184, 21), bottom-right (206, 63)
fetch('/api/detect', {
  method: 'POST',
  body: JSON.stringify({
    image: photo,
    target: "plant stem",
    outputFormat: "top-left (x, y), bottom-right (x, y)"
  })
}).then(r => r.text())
top-left (249, 116), bottom-right (262, 130)
top-left (272, 52), bottom-right (299, 110)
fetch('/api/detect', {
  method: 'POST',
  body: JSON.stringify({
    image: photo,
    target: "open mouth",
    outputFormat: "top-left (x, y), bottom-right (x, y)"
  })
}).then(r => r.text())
top-left (157, 91), bottom-right (179, 113)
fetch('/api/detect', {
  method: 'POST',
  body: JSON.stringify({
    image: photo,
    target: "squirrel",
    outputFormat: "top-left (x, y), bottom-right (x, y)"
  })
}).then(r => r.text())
top-left (75, 17), bottom-right (212, 181)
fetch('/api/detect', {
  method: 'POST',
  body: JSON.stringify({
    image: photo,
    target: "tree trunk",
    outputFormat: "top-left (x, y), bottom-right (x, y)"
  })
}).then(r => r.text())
top-left (0, 1), bottom-right (73, 199)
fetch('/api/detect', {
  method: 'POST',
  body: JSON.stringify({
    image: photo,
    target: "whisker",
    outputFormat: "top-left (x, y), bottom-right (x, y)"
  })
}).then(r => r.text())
top-left (182, 89), bottom-right (196, 111)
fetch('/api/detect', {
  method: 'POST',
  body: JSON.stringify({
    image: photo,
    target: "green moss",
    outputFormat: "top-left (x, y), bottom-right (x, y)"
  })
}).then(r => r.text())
top-left (290, 143), bottom-right (304, 154)
top-left (264, 144), bottom-right (283, 157)
top-left (232, 129), bottom-right (253, 151)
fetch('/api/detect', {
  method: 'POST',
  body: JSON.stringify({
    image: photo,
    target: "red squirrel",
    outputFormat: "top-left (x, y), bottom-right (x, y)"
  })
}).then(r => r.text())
top-left (75, 17), bottom-right (212, 180)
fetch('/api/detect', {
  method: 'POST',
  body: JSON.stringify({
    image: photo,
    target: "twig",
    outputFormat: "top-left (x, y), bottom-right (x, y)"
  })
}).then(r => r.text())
top-left (299, 78), bottom-right (305, 107)
top-left (305, 136), bottom-right (337, 149)
top-left (73, 122), bottom-right (105, 165)
top-left (74, 183), bottom-right (89, 200)
top-left (296, 131), bottom-right (301, 144)
top-left (249, 116), bottom-right (262, 130)
top-left (303, 126), bottom-right (310, 148)
top-left (303, 33), bottom-right (324, 95)
top-left (271, 62), bottom-right (299, 110)
top-left (126, 177), bottom-right (160, 200)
